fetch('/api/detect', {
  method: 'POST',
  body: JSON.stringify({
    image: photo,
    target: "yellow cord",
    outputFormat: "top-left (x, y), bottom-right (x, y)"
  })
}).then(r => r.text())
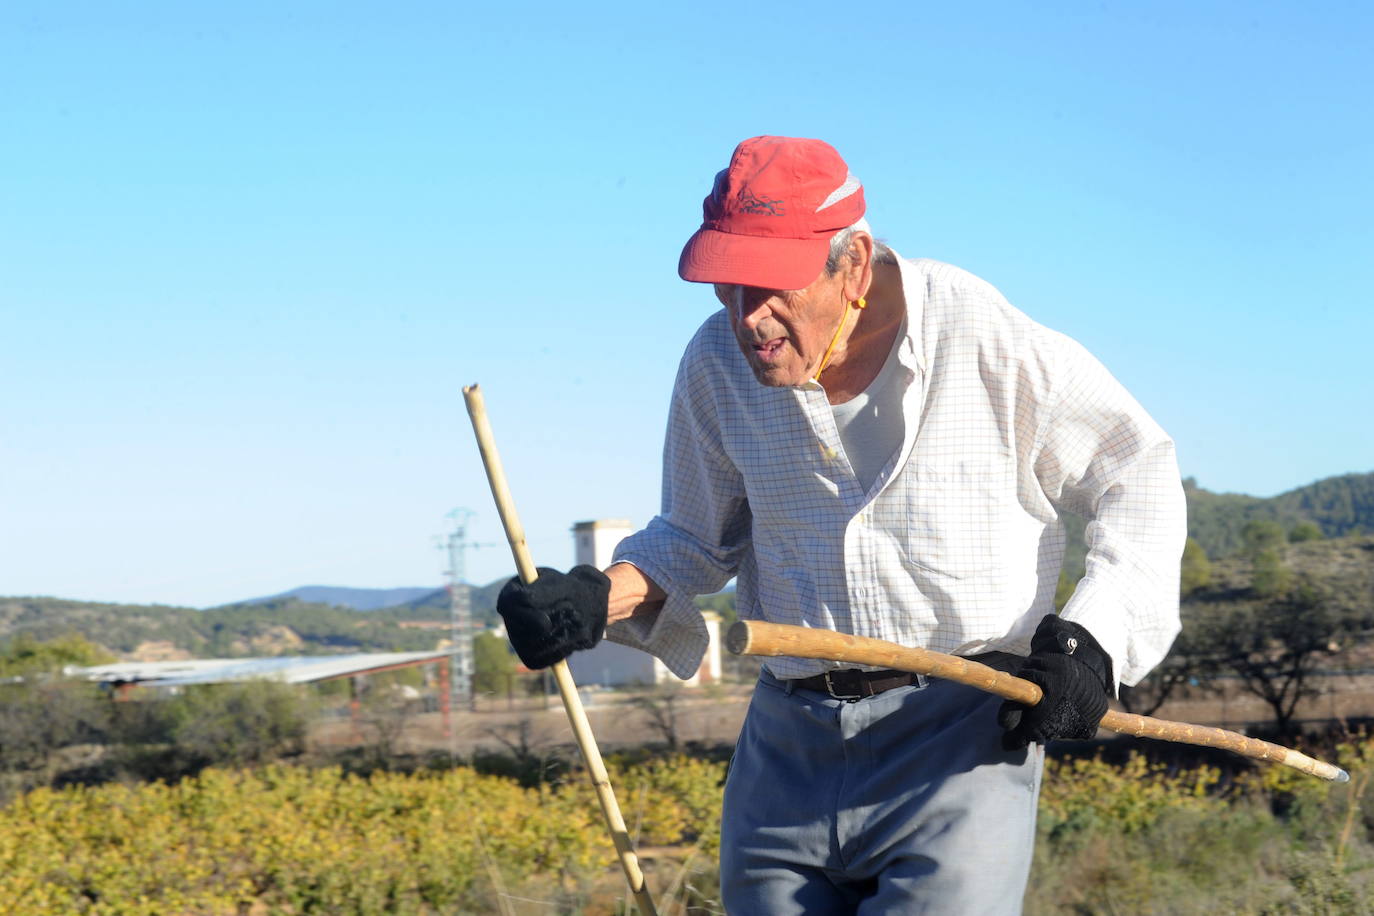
top-left (815, 297), bottom-right (867, 378)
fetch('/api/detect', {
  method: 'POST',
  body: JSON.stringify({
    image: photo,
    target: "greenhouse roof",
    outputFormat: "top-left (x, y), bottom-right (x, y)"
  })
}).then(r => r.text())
top-left (64, 649), bottom-right (455, 687)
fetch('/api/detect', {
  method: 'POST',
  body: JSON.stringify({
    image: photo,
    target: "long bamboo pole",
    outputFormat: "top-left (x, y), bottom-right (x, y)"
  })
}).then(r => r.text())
top-left (463, 384), bottom-right (658, 915)
top-left (728, 619), bottom-right (1349, 783)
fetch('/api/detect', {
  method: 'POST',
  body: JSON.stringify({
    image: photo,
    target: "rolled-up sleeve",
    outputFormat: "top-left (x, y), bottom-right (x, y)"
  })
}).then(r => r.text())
top-left (1033, 333), bottom-right (1187, 687)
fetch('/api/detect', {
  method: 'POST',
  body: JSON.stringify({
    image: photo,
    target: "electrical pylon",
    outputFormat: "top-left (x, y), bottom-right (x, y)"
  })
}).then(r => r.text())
top-left (441, 508), bottom-right (477, 711)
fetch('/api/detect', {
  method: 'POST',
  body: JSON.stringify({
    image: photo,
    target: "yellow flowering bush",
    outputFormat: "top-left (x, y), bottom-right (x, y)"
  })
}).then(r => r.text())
top-left (1039, 752), bottom-right (1222, 839)
top-left (1028, 738), bottom-right (1374, 913)
top-left (614, 755), bottom-right (725, 855)
top-left (4, 739), bottom-right (1373, 914)
top-left (0, 759), bottom-right (727, 915)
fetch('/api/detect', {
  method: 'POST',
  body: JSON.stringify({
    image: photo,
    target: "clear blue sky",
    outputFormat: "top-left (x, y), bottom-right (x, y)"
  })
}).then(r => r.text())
top-left (3, 1), bottom-right (1370, 608)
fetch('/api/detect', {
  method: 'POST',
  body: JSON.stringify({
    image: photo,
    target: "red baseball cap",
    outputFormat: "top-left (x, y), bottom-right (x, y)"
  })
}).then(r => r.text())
top-left (678, 136), bottom-right (866, 291)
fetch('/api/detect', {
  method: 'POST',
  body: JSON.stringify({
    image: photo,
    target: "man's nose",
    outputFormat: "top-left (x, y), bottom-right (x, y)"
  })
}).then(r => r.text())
top-left (730, 287), bottom-right (774, 329)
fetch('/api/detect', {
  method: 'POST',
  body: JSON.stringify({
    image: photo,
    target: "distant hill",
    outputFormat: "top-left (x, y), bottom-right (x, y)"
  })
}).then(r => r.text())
top-left (233, 580), bottom-right (511, 625)
top-left (375, 579), bottom-right (506, 629)
top-left (0, 578), bottom-right (515, 664)
top-left (239, 585), bottom-right (443, 611)
top-left (0, 596), bottom-right (446, 661)
top-left (1192, 472), bottom-right (1374, 556)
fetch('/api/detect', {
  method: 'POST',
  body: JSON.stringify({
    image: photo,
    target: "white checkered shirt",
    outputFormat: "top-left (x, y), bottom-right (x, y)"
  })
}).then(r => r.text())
top-left (611, 256), bottom-right (1186, 687)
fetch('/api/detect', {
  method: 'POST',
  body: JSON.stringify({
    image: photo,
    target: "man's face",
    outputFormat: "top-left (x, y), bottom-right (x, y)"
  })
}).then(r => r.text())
top-left (715, 267), bottom-right (850, 388)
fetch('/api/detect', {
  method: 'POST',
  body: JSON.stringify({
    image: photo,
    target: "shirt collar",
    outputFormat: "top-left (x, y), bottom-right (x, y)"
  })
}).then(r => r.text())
top-left (891, 249), bottom-right (927, 376)
top-left (797, 248), bottom-right (925, 391)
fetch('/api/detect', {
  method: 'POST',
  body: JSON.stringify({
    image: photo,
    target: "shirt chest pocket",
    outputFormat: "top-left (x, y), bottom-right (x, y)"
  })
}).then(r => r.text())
top-left (897, 460), bottom-right (1013, 580)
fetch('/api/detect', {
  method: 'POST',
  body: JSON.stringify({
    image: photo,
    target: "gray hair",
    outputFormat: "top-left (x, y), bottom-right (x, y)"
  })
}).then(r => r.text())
top-left (825, 217), bottom-right (896, 274)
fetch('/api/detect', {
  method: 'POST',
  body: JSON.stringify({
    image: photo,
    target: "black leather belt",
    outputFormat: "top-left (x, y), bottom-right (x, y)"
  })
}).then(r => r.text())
top-left (787, 652), bottom-right (1023, 701)
top-left (788, 668), bottom-right (925, 700)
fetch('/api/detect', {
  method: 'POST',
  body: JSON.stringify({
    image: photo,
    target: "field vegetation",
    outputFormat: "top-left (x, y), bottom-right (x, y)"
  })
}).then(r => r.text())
top-left (5, 626), bottom-right (1374, 914)
top-left (3, 736), bottom-right (1374, 914)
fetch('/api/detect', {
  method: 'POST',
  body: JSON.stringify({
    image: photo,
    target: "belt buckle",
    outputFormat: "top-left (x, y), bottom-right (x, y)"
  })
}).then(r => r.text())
top-left (823, 670), bottom-right (864, 701)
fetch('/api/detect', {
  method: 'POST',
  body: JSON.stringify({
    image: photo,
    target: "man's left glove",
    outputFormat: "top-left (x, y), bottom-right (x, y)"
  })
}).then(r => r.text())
top-left (496, 565), bottom-right (610, 670)
top-left (997, 614), bottom-right (1114, 750)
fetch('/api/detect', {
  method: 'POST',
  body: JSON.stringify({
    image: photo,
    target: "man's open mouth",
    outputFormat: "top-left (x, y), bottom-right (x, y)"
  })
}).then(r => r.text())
top-left (752, 338), bottom-right (786, 362)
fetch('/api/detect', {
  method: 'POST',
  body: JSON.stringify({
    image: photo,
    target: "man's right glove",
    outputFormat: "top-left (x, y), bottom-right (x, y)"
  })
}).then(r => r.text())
top-left (495, 565), bottom-right (610, 670)
top-left (997, 614), bottom-right (1114, 750)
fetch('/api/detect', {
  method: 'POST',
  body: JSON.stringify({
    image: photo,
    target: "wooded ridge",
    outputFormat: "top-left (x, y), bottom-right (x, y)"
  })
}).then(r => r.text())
top-left (1060, 470), bottom-right (1374, 578)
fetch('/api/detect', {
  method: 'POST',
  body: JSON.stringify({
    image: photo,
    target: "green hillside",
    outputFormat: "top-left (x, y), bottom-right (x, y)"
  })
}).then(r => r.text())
top-left (0, 596), bottom-right (443, 659)
top-left (1186, 472), bottom-right (1374, 557)
top-left (1186, 534), bottom-right (1374, 621)
top-left (373, 579), bottom-right (505, 628)
top-left (1062, 470), bottom-right (1374, 576)
top-left (0, 598), bottom-right (205, 654)
top-left (1270, 473), bottom-right (1374, 538)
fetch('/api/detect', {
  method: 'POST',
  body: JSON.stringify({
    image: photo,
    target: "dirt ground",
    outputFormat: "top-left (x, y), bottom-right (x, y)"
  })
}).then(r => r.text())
top-left (311, 683), bottom-right (757, 757)
top-left (310, 670), bottom-right (1374, 758)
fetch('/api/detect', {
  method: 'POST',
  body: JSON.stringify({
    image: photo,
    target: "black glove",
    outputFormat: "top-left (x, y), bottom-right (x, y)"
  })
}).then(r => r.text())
top-left (496, 565), bottom-right (610, 670)
top-left (997, 614), bottom-right (1114, 750)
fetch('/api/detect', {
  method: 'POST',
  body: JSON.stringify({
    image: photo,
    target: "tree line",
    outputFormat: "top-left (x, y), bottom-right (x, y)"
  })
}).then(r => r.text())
top-left (1117, 525), bottom-right (1374, 738)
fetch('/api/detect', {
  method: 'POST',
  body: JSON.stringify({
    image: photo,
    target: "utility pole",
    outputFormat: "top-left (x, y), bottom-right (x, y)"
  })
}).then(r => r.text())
top-left (441, 508), bottom-right (477, 713)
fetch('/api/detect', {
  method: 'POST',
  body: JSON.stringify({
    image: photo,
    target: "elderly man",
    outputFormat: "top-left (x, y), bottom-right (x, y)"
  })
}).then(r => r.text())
top-left (498, 136), bottom-right (1186, 913)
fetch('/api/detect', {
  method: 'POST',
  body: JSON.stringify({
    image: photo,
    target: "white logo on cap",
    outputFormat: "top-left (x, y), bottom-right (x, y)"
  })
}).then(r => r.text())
top-left (815, 172), bottom-right (861, 212)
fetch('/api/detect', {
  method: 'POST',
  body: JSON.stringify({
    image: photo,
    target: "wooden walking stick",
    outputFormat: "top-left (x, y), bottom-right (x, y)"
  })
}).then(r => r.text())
top-left (728, 620), bottom-right (1350, 783)
top-left (463, 384), bottom-right (658, 916)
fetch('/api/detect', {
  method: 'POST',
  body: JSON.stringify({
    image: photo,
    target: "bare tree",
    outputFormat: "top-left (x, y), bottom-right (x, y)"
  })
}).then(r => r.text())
top-left (483, 718), bottom-right (564, 787)
top-left (628, 683), bottom-right (684, 751)
top-left (1119, 656), bottom-right (1199, 717)
top-left (1119, 623), bottom-right (1205, 717)
top-left (357, 684), bottom-right (419, 763)
top-left (1190, 578), bottom-right (1350, 738)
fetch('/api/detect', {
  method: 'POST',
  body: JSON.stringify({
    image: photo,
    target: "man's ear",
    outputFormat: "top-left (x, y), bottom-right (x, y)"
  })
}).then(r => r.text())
top-left (842, 232), bottom-right (875, 302)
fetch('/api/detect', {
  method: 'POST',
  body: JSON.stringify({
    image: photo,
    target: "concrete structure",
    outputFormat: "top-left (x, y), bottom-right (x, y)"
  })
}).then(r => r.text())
top-left (566, 519), bottom-right (724, 688)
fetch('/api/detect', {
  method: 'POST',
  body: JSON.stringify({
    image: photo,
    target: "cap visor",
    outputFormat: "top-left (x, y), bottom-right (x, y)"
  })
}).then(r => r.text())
top-left (679, 228), bottom-right (831, 291)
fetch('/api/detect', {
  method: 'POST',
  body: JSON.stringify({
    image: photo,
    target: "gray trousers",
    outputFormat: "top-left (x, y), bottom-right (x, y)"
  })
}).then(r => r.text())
top-left (720, 670), bottom-right (1043, 915)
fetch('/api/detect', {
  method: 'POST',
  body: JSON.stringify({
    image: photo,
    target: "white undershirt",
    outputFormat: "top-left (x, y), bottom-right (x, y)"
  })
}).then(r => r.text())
top-left (830, 315), bottom-right (908, 493)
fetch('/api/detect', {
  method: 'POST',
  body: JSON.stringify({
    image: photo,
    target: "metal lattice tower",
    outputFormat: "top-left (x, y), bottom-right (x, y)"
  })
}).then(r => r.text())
top-left (442, 508), bottom-right (476, 710)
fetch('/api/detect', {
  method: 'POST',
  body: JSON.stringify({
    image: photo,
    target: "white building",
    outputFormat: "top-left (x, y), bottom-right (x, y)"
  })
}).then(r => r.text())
top-left (566, 519), bottom-right (722, 688)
